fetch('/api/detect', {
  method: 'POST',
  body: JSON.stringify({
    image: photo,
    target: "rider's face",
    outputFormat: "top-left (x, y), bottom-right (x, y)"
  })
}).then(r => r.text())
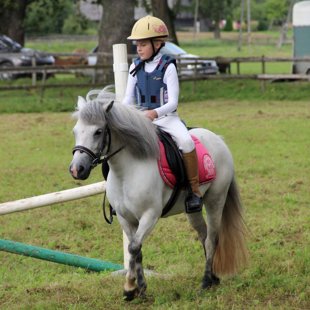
top-left (136, 40), bottom-right (153, 60)
top-left (136, 40), bottom-right (162, 60)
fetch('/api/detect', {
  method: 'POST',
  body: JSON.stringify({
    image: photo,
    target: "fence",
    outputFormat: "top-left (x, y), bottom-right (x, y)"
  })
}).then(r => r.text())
top-left (1, 54), bottom-right (310, 92)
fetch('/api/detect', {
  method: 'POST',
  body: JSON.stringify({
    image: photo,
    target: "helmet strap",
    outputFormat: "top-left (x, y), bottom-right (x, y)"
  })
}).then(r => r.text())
top-left (130, 40), bottom-right (165, 77)
top-left (147, 40), bottom-right (164, 63)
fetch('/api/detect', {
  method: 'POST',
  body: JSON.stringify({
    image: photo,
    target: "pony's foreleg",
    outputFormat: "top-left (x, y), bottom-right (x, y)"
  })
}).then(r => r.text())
top-left (130, 212), bottom-right (159, 296)
top-left (116, 215), bottom-right (139, 301)
top-left (128, 241), bottom-right (146, 297)
top-left (121, 211), bottom-right (159, 300)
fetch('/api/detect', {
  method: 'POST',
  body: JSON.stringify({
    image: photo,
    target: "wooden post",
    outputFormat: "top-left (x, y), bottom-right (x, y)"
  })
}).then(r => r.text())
top-left (31, 56), bottom-right (37, 86)
top-left (237, 61), bottom-right (241, 74)
top-left (262, 55), bottom-right (266, 74)
top-left (112, 43), bottom-right (129, 270)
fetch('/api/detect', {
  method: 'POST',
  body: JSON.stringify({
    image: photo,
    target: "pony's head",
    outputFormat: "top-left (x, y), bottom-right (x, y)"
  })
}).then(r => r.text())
top-left (69, 92), bottom-right (114, 180)
top-left (69, 87), bottom-right (159, 180)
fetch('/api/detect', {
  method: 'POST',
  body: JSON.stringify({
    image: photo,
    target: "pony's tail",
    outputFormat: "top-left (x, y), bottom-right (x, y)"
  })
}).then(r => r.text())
top-left (213, 178), bottom-right (249, 276)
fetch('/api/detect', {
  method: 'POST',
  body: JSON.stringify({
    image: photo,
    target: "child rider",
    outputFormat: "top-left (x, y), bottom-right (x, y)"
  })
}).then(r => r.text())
top-left (122, 15), bottom-right (203, 213)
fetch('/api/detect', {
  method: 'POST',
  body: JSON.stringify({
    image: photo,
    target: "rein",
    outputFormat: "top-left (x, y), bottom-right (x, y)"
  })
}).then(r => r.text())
top-left (72, 125), bottom-right (124, 225)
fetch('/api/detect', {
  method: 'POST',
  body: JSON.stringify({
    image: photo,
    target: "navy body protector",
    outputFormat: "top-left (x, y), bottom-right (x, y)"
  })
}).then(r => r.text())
top-left (133, 54), bottom-right (176, 110)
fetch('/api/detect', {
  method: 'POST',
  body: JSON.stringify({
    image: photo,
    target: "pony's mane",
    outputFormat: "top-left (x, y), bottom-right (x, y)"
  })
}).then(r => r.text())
top-left (75, 86), bottom-right (159, 159)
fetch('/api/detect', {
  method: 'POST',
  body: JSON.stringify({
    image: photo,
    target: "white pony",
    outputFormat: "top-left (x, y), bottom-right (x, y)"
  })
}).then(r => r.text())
top-left (69, 88), bottom-right (248, 301)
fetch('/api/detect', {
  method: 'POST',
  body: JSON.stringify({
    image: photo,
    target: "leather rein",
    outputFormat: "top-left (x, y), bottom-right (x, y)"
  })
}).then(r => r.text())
top-left (72, 126), bottom-right (124, 224)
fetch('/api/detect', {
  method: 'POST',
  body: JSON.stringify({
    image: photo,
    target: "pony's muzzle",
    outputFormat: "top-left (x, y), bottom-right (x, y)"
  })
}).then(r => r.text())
top-left (69, 160), bottom-right (91, 180)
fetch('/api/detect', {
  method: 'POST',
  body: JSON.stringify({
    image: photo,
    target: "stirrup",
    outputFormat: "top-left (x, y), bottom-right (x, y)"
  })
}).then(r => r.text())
top-left (185, 193), bottom-right (203, 213)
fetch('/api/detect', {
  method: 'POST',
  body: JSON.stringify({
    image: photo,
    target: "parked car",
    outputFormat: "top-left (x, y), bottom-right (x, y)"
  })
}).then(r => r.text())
top-left (161, 42), bottom-right (218, 76)
top-left (0, 35), bottom-right (55, 80)
top-left (87, 42), bottom-right (218, 77)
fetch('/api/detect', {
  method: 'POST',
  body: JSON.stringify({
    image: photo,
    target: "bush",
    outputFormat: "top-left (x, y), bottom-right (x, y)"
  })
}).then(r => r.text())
top-left (223, 17), bottom-right (233, 32)
top-left (257, 19), bottom-right (269, 31)
top-left (62, 14), bottom-right (89, 35)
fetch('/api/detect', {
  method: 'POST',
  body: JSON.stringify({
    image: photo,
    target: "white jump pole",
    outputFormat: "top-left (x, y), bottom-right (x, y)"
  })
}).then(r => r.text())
top-left (112, 43), bottom-right (130, 270)
top-left (0, 182), bottom-right (106, 215)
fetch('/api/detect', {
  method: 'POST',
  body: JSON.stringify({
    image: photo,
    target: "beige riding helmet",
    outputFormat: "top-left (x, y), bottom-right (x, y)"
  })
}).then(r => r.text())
top-left (128, 15), bottom-right (169, 40)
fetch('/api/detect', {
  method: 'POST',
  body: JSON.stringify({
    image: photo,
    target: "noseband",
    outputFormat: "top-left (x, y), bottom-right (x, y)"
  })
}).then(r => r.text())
top-left (72, 126), bottom-right (123, 168)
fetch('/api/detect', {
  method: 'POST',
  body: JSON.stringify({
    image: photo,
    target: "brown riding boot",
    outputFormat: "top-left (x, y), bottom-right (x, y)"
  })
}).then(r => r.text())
top-left (183, 149), bottom-right (203, 213)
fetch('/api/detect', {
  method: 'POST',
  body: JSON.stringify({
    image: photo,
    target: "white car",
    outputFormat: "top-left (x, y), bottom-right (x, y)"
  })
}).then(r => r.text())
top-left (161, 42), bottom-right (218, 76)
top-left (87, 42), bottom-right (218, 77)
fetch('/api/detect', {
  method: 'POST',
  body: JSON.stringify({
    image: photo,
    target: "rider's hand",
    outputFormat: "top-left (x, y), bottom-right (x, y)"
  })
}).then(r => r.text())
top-left (144, 109), bottom-right (158, 121)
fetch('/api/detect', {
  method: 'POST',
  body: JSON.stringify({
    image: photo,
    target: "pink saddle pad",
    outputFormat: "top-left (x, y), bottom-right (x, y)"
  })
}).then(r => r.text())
top-left (157, 135), bottom-right (216, 188)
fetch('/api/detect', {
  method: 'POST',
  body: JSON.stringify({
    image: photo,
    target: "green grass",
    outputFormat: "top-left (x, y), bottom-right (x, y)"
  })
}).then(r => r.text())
top-left (0, 100), bottom-right (309, 309)
top-left (1, 78), bottom-right (310, 114)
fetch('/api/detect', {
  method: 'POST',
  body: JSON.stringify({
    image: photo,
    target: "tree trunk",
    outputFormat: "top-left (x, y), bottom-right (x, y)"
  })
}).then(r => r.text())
top-left (238, 0), bottom-right (245, 51)
top-left (247, 0), bottom-right (251, 46)
top-left (97, 0), bottom-right (135, 83)
top-left (0, 0), bottom-right (28, 45)
top-left (277, 0), bottom-right (295, 48)
top-left (213, 11), bottom-right (221, 39)
top-left (151, 0), bottom-right (179, 45)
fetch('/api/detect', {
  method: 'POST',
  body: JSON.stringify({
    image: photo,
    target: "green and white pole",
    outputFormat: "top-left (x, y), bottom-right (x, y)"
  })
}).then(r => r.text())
top-left (0, 239), bottom-right (123, 272)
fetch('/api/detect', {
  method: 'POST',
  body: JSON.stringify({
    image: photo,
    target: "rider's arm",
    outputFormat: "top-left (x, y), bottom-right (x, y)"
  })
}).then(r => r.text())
top-left (122, 63), bottom-right (136, 105)
top-left (154, 63), bottom-right (179, 118)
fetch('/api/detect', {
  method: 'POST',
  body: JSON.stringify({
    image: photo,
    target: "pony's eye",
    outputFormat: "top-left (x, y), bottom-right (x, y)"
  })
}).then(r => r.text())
top-left (94, 129), bottom-right (103, 136)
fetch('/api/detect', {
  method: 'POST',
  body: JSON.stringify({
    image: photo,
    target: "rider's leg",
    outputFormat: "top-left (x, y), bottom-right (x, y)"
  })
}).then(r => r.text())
top-left (153, 115), bottom-right (203, 213)
top-left (183, 149), bottom-right (203, 213)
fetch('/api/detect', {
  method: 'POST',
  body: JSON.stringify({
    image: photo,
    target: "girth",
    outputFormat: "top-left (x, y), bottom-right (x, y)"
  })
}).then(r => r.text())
top-left (157, 128), bottom-right (188, 217)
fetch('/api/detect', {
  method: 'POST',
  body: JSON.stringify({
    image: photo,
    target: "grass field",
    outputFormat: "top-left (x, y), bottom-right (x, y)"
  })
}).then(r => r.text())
top-left (0, 99), bottom-right (309, 309)
top-left (0, 31), bottom-right (309, 309)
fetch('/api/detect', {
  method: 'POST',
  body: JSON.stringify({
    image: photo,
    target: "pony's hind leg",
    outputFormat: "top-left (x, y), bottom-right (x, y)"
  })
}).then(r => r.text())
top-left (202, 194), bottom-right (226, 289)
top-left (186, 212), bottom-right (208, 255)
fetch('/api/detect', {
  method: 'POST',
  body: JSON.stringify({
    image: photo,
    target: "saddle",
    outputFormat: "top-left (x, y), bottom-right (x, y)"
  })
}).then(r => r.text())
top-left (101, 128), bottom-right (216, 221)
top-left (157, 128), bottom-right (216, 216)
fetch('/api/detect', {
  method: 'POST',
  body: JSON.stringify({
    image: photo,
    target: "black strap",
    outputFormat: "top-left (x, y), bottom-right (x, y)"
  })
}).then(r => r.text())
top-left (102, 190), bottom-right (113, 224)
top-left (157, 128), bottom-right (187, 217)
top-left (130, 42), bottom-right (165, 77)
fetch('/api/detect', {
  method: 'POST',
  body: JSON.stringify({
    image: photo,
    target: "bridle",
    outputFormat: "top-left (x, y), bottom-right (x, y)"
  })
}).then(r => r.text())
top-left (72, 125), bottom-right (124, 169)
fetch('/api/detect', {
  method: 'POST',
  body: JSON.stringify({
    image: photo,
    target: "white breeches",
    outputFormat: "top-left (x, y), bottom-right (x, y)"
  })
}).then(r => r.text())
top-left (153, 112), bottom-right (195, 153)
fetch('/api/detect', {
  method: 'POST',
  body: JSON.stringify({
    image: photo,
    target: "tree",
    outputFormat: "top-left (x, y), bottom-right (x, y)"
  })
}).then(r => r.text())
top-left (200, 0), bottom-right (232, 39)
top-left (97, 0), bottom-right (135, 82)
top-left (277, 0), bottom-right (296, 48)
top-left (151, 0), bottom-right (179, 45)
top-left (0, 0), bottom-right (75, 44)
top-left (25, 0), bottom-right (73, 35)
top-left (0, 0), bottom-right (30, 45)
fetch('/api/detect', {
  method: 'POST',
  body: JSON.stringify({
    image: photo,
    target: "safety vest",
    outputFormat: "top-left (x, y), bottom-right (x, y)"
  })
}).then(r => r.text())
top-left (133, 55), bottom-right (176, 110)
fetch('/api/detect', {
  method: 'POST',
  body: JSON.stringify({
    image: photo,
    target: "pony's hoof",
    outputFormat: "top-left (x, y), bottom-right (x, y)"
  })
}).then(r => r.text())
top-left (202, 274), bottom-right (220, 289)
top-left (211, 274), bottom-right (220, 285)
top-left (123, 288), bottom-right (138, 301)
top-left (138, 284), bottom-right (147, 298)
top-left (202, 278), bottom-right (212, 289)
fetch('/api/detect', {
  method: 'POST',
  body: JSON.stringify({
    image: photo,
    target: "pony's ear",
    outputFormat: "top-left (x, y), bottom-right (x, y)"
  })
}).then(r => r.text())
top-left (106, 100), bottom-right (114, 113)
top-left (77, 96), bottom-right (86, 110)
